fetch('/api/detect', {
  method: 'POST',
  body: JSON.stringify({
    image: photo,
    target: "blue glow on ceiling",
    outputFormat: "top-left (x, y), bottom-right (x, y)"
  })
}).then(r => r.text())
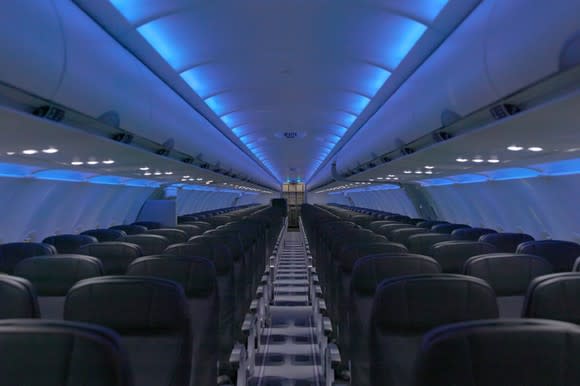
top-left (450, 174), bottom-right (488, 184)
top-left (389, 21), bottom-right (428, 68)
top-left (422, 0), bottom-right (450, 21)
top-left (34, 170), bottom-right (91, 182)
top-left (180, 70), bottom-right (214, 99)
top-left (485, 168), bottom-right (539, 181)
top-left (0, 163), bottom-right (37, 177)
top-left (137, 22), bottom-right (187, 70)
top-left (534, 158), bottom-right (580, 176)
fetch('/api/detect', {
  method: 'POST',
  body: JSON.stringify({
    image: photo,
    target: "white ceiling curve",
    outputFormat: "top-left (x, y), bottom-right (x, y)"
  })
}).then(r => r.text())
top-left (75, 0), bottom-right (476, 184)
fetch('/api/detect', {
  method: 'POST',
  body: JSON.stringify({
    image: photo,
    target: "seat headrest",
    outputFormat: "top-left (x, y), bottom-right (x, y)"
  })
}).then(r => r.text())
top-left (451, 227), bottom-right (497, 241)
top-left (372, 274), bottom-right (498, 333)
top-left (0, 243), bottom-right (57, 273)
top-left (131, 221), bottom-right (162, 230)
top-left (464, 253), bottom-right (553, 296)
top-left (163, 243), bottom-right (232, 273)
top-left (14, 255), bottom-right (103, 296)
top-left (65, 276), bottom-right (189, 333)
top-left (42, 234), bottom-right (98, 253)
top-left (407, 233), bottom-right (453, 254)
top-left (127, 256), bottom-right (216, 298)
top-left (416, 220), bottom-right (448, 229)
top-left (144, 229), bottom-right (188, 244)
top-left (122, 234), bottom-right (169, 245)
top-left (517, 240), bottom-right (580, 272)
top-left (431, 224), bottom-right (471, 234)
top-left (0, 274), bottom-right (40, 318)
top-left (390, 227), bottom-right (430, 244)
top-left (415, 319), bottom-right (580, 386)
top-left (0, 319), bottom-right (132, 386)
top-left (77, 242), bottom-right (142, 275)
top-left (81, 229), bottom-right (127, 242)
top-left (479, 232), bottom-right (535, 252)
top-left (523, 273), bottom-right (580, 323)
top-left (339, 242), bottom-right (409, 272)
top-left (109, 224), bottom-right (148, 235)
top-left (174, 224), bottom-right (203, 237)
top-left (351, 254), bottom-right (441, 295)
top-left (430, 241), bottom-right (497, 273)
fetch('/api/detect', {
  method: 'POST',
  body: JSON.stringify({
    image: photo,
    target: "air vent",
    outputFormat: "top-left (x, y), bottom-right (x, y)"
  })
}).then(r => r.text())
top-left (284, 131), bottom-right (298, 139)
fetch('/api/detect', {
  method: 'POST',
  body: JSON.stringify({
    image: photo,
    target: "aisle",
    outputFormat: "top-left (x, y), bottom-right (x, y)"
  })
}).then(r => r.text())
top-left (249, 231), bottom-right (323, 386)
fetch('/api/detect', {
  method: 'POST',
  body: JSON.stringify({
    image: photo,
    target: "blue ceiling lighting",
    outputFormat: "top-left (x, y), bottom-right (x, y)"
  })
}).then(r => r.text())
top-left (534, 158), bottom-right (580, 176)
top-left (486, 168), bottom-right (539, 181)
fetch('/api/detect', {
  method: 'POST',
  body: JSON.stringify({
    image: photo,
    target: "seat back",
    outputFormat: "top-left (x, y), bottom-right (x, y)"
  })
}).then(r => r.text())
top-left (186, 221), bottom-right (213, 232)
top-left (407, 233), bottom-right (452, 255)
top-left (430, 240), bottom-right (497, 273)
top-left (42, 234), bottom-right (98, 254)
top-left (479, 232), bottom-right (534, 252)
top-left (77, 242), bottom-right (142, 274)
top-left (414, 319), bottom-right (580, 386)
top-left (64, 276), bottom-right (191, 386)
top-left (14, 255), bottom-right (103, 319)
top-left (81, 229), bottom-right (127, 242)
top-left (0, 242), bottom-right (56, 274)
top-left (451, 227), bottom-right (497, 241)
top-left (0, 319), bottom-right (133, 386)
top-left (174, 224), bottom-right (203, 238)
top-left (389, 227), bottom-right (430, 245)
top-left (131, 221), bottom-right (162, 230)
top-left (0, 274), bottom-right (39, 318)
top-left (109, 224), bottom-right (148, 235)
top-left (370, 274), bottom-right (498, 386)
top-left (464, 253), bottom-right (553, 317)
top-left (144, 229), bottom-right (189, 244)
top-left (349, 255), bottom-right (441, 386)
top-left (121, 234), bottom-right (170, 256)
top-left (523, 273), bottom-right (580, 323)
top-left (127, 255), bottom-right (218, 386)
top-left (517, 240), bottom-right (580, 272)
top-left (431, 223), bottom-right (470, 234)
top-left (416, 220), bottom-right (448, 229)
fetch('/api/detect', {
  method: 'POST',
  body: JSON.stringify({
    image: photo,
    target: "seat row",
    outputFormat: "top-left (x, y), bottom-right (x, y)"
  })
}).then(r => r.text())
top-left (0, 204), bottom-right (285, 385)
top-left (301, 204), bottom-right (580, 386)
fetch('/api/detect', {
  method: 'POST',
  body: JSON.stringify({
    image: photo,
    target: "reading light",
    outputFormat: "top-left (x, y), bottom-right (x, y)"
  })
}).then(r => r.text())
top-left (139, 167), bottom-right (150, 171)
top-left (144, 172), bottom-right (152, 176)
top-left (404, 170), bottom-right (412, 174)
top-left (507, 145), bottom-right (523, 151)
top-left (153, 171), bottom-right (162, 176)
top-left (71, 161), bottom-right (84, 166)
top-left (528, 147), bottom-right (543, 152)
top-left (424, 165), bottom-right (434, 169)
top-left (22, 149), bottom-right (38, 155)
top-left (164, 171), bottom-right (173, 175)
top-left (487, 159), bottom-right (500, 163)
top-left (102, 160), bottom-right (115, 164)
top-left (87, 161), bottom-right (100, 165)
top-left (6, 152), bottom-right (15, 155)
top-left (42, 147), bottom-right (59, 154)
top-left (456, 158), bottom-right (468, 162)
top-left (472, 158), bottom-right (484, 163)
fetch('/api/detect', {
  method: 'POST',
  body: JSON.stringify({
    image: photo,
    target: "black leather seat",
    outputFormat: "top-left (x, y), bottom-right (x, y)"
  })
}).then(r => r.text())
top-left (451, 227), bottom-right (497, 241)
top-left (389, 227), bottom-right (430, 245)
top-left (0, 242), bottom-right (56, 274)
top-left (523, 273), bottom-right (580, 322)
top-left (414, 319), bottom-right (580, 386)
top-left (0, 274), bottom-right (39, 318)
top-left (349, 255), bottom-right (442, 386)
top-left (14, 254), bottom-right (103, 319)
top-left (368, 221), bottom-right (400, 233)
top-left (121, 234), bottom-right (170, 256)
top-left (110, 224), bottom-right (148, 235)
top-left (370, 274), bottom-right (499, 386)
top-left (131, 221), bottom-right (162, 229)
top-left (0, 319), bottom-right (133, 385)
top-left (81, 228), bottom-right (127, 242)
top-left (375, 223), bottom-right (411, 238)
top-left (479, 232), bottom-right (534, 252)
top-left (77, 242), bottom-right (142, 274)
top-left (174, 224), bottom-right (203, 238)
top-left (406, 233), bottom-right (452, 255)
top-left (127, 255), bottom-right (218, 386)
top-left (517, 240), bottom-right (580, 272)
top-left (64, 276), bottom-right (191, 386)
top-left (185, 221), bottom-right (213, 232)
top-left (416, 220), bottom-right (448, 229)
top-left (431, 223), bottom-right (470, 234)
top-left (42, 234), bottom-right (98, 254)
top-left (144, 228), bottom-right (189, 244)
top-left (464, 253), bottom-right (553, 317)
top-left (429, 240), bottom-right (497, 273)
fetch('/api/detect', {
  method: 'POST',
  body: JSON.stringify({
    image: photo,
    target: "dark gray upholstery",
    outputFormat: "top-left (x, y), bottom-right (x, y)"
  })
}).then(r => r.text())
top-left (431, 223), bottom-right (470, 234)
top-left (375, 223), bottom-right (411, 238)
top-left (349, 255), bottom-right (442, 386)
top-left (64, 276), bottom-right (191, 386)
top-left (42, 234), bottom-right (98, 254)
top-left (479, 232), bottom-right (534, 252)
top-left (144, 229), bottom-right (189, 244)
top-left (0, 319), bottom-right (133, 386)
top-left (121, 234), bottom-right (170, 256)
top-left (14, 254), bottom-right (104, 319)
top-left (451, 227), bottom-right (497, 241)
top-left (110, 224), bottom-right (148, 235)
top-left (164, 242), bottom-right (235, 365)
top-left (464, 253), bottom-right (553, 317)
top-left (389, 227), bottom-right (430, 245)
top-left (429, 240), bottom-right (497, 273)
top-left (127, 255), bottom-right (218, 386)
top-left (77, 242), bottom-right (142, 275)
top-left (416, 220), bottom-right (448, 229)
top-left (517, 240), bottom-right (580, 272)
top-left (186, 221), bottom-right (213, 232)
top-left (0, 242), bottom-right (56, 274)
top-left (406, 233), bottom-right (452, 255)
top-left (414, 319), bottom-right (580, 386)
top-left (369, 221), bottom-right (400, 233)
top-left (174, 224), bottom-right (203, 238)
top-left (207, 216), bottom-right (232, 227)
top-left (370, 274), bottom-right (498, 386)
top-left (131, 221), bottom-right (162, 230)
top-left (81, 228), bottom-right (127, 242)
top-left (0, 274), bottom-right (39, 318)
top-left (523, 273), bottom-right (580, 323)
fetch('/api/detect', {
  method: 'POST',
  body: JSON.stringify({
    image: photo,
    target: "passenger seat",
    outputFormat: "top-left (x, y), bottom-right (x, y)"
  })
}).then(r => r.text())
top-left (429, 240), bottom-right (497, 273)
top-left (42, 234), bottom-right (98, 254)
top-left (523, 273), bottom-right (580, 323)
top-left (517, 240), bottom-right (580, 272)
top-left (77, 242), bottom-right (142, 274)
top-left (479, 232), bottom-right (534, 253)
top-left (0, 274), bottom-right (39, 318)
top-left (0, 242), bottom-right (56, 274)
